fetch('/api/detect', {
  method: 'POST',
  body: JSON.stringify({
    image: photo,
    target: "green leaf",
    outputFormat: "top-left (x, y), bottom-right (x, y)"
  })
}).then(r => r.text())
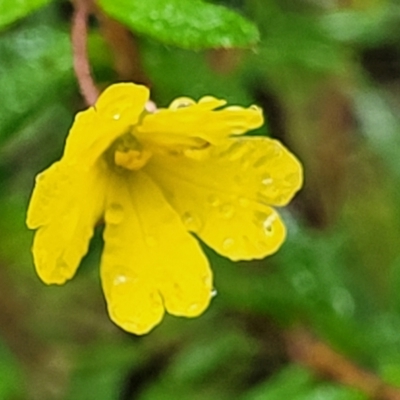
top-left (0, 21), bottom-right (74, 144)
top-left (66, 341), bottom-right (142, 400)
top-left (0, 0), bottom-right (52, 30)
top-left (0, 339), bottom-right (24, 398)
top-left (98, 0), bottom-right (259, 49)
top-left (242, 365), bottom-right (315, 400)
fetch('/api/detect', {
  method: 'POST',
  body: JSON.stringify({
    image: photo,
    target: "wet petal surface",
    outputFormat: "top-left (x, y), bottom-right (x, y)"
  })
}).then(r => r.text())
top-left (27, 161), bottom-right (107, 284)
top-left (137, 96), bottom-right (263, 148)
top-left (101, 170), bottom-right (213, 335)
top-left (145, 137), bottom-right (303, 260)
top-left (64, 83), bottom-right (149, 166)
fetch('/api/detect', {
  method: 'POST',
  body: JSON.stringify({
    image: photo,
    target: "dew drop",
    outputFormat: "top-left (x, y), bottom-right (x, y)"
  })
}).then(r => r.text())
top-left (169, 97), bottom-right (195, 110)
top-left (112, 268), bottom-right (138, 285)
top-left (207, 194), bottom-right (220, 207)
top-left (250, 105), bottom-right (261, 112)
top-left (113, 275), bottom-right (127, 285)
top-left (222, 237), bottom-right (234, 250)
top-left (211, 288), bottom-right (218, 297)
top-left (261, 174), bottom-right (273, 186)
top-left (218, 203), bottom-right (234, 219)
top-left (36, 173), bottom-right (45, 183)
top-left (105, 203), bottom-right (124, 224)
top-left (264, 223), bottom-right (272, 233)
top-left (113, 113), bottom-right (121, 120)
top-left (263, 214), bottom-right (276, 235)
top-left (181, 211), bottom-right (202, 232)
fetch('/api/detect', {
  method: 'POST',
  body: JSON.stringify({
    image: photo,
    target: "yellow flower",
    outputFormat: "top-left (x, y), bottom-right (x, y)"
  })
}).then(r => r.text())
top-left (26, 83), bottom-right (303, 335)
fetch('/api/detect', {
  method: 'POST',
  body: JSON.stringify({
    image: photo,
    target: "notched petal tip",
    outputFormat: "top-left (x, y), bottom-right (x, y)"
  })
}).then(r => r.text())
top-left (161, 269), bottom-right (213, 319)
top-left (33, 244), bottom-right (77, 286)
top-left (108, 303), bottom-right (165, 335)
top-left (102, 269), bottom-right (165, 335)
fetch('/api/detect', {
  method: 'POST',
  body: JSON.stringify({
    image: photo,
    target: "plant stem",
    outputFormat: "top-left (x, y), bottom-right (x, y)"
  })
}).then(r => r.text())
top-left (71, 0), bottom-right (99, 106)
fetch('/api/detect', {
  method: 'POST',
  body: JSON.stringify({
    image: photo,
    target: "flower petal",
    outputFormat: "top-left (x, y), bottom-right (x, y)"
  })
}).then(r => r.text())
top-left (27, 161), bottom-right (107, 284)
top-left (101, 171), bottom-right (212, 335)
top-left (145, 137), bottom-right (303, 260)
top-left (136, 96), bottom-right (263, 148)
top-left (64, 83), bottom-right (149, 166)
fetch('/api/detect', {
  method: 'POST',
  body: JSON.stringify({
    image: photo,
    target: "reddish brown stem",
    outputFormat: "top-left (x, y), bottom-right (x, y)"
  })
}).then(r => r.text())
top-left (285, 328), bottom-right (400, 400)
top-left (71, 0), bottom-right (99, 106)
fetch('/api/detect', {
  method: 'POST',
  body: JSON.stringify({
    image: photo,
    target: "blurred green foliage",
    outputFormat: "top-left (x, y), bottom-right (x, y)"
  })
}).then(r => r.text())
top-left (1, 0), bottom-right (400, 399)
top-left (98, 0), bottom-right (260, 49)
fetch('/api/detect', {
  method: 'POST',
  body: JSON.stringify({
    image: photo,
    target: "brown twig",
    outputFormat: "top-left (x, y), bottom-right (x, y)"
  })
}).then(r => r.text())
top-left (96, 11), bottom-right (157, 112)
top-left (97, 14), bottom-right (151, 85)
top-left (71, 0), bottom-right (99, 106)
top-left (285, 328), bottom-right (400, 400)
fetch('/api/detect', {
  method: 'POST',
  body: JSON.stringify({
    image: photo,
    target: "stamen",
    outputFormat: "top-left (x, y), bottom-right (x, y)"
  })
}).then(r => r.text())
top-left (114, 149), bottom-right (152, 170)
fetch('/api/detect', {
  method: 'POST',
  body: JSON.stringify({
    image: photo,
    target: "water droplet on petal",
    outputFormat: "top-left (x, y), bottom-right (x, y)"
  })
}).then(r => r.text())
top-left (222, 237), bottom-right (234, 250)
top-left (218, 203), bottom-right (234, 219)
top-left (36, 173), bottom-right (45, 183)
top-left (211, 288), bottom-right (218, 297)
top-left (261, 174), bottom-right (273, 185)
top-left (169, 97), bottom-right (195, 110)
top-left (207, 194), bottom-right (220, 207)
top-left (113, 113), bottom-right (121, 120)
top-left (250, 105), bottom-right (261, 112)
top-left (181, 212), bottom-right (202, 232)
top-left (110, 267), bottom-right (138, 286)
top-left (199, 96), bottom-right (218, 104)
top-left (105, 203), bottom-right (124, 224)
top-left (263, 214), bottom-right (276, 235)
top-left (113, 275), bottom-right (127, 285)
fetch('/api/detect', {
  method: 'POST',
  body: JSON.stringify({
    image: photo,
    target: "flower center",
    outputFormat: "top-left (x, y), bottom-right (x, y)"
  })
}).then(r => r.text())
top-left (106, 132), bottom-right (152, 172)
